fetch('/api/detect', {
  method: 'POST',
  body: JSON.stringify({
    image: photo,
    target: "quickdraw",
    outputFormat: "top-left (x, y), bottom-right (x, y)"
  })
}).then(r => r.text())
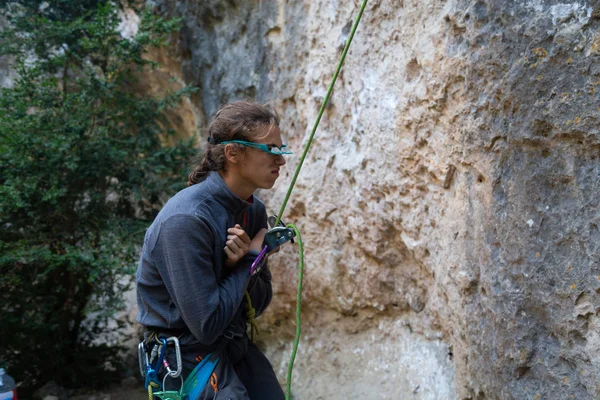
top-left (139, 336), bottom-right (183, 400)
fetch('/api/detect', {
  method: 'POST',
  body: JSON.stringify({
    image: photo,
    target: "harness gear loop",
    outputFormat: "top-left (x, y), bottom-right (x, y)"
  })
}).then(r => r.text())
top-left (139, 335), bottom-right (185, 400)
top-left (210, 373), bottom-right (218, 393)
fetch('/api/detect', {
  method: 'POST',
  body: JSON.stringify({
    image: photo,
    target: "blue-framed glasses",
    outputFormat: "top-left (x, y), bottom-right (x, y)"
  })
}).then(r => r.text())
top-left (220, 140), bottom-right (293, 155)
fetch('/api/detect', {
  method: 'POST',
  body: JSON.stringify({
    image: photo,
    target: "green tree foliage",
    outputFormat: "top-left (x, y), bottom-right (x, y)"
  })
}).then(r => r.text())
top-left (0, 0), bottom-right (196, 392)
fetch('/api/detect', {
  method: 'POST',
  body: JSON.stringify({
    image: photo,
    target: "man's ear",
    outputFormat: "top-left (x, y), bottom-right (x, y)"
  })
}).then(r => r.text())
top-left (224, 143), bottom-right (242, 164)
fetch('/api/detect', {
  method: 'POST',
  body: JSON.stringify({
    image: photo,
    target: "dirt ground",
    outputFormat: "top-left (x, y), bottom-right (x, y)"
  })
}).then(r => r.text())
top-left (67, 378), bottom-right (147, 400)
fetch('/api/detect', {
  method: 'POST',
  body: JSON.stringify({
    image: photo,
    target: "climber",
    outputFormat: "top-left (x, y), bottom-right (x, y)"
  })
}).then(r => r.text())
top-left (136, 101), bottom-right (292, 399)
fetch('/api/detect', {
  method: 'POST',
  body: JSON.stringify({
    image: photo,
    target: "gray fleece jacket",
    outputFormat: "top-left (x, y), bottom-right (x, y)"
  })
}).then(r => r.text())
top-left (135, 171), bottom-right (272, 346)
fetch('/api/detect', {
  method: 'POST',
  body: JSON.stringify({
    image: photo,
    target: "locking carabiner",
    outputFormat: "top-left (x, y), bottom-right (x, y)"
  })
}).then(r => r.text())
top-left (163, 336), bottom-right (183, 378)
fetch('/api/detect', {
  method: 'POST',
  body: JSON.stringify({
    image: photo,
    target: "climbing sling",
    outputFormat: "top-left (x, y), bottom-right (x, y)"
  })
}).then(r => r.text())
top-left (153, 351), bottom-right (219, 400)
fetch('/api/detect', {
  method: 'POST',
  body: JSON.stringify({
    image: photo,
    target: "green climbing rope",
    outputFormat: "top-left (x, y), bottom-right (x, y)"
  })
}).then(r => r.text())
top-left (277, 1), bottom-right (369, 398)
top-left (285, 224), bottom-right (304, 400)
top-left (276, 0), bottom-right (369, 226)
top-left (244, 290), bottom-right (259, 341)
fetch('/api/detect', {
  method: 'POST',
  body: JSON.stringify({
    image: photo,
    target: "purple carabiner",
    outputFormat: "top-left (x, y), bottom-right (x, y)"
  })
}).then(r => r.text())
top-left (249, 246), bottom-right (268, 275)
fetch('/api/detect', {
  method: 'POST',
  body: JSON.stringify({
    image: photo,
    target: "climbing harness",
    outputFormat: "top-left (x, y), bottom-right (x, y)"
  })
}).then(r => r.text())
top-left (139, 331), bottom-right (237, 400)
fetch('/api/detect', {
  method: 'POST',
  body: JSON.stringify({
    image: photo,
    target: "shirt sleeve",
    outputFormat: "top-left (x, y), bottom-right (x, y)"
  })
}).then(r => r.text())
top-left (151, 213), bottom-right (254, 344)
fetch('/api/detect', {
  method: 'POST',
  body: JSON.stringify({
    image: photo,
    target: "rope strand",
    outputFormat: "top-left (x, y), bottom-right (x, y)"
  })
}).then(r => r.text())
top-left (278, 2), bottom-right (369, 398)
top-left (285, 224), bottom-right (304, 400)
top-left (244, 290), bottom-right (259, 341)
top-left (276, 0), bottom-right (369, 226)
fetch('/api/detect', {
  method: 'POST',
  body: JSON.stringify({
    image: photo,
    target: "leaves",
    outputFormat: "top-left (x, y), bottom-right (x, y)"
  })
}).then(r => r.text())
top-left (0, 0), bottom-right (197, 393)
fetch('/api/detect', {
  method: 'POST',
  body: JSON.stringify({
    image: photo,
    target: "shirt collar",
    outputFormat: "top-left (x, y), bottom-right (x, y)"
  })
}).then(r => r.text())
top-left (205, 171), bottom-right (253, 213)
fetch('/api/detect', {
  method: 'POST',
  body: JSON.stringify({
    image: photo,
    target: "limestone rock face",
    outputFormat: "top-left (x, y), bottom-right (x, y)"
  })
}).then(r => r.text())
top-left (154, 0), bottom-right (600, 398)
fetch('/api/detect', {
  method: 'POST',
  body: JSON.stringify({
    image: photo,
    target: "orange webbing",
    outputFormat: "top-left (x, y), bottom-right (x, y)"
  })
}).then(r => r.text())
top-left (195, 355), bottom-right (219, 394)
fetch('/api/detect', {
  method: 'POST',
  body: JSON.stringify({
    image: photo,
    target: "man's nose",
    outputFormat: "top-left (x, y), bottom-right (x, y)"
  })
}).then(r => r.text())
top-left (275, 154), bottom-right (286, 165)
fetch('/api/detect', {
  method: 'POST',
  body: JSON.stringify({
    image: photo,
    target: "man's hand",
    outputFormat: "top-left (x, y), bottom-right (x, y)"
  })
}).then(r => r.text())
top-left (224, 224), bottom-right (251, 268)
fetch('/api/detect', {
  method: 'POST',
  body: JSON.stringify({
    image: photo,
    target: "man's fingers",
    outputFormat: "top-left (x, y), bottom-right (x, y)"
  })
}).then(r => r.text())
top-left (225, 224), bottom-right (255, 265)
top-left (239, 233), bottom-right (251, 245)
top-left (227, 227), bottom-right (244, 236)
top-left (227, 235), bottom-right (248, 249)
top-left (226, 239), bottom-right (243, 254)
top-left (224, 246), bottom-right (236, 259)
top-left (228, 227), bottom-right (251, 244)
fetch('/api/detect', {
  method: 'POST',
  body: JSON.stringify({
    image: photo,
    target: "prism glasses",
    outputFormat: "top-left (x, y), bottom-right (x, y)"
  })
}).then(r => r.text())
top-left (219, 140), bottom-right (293, 155)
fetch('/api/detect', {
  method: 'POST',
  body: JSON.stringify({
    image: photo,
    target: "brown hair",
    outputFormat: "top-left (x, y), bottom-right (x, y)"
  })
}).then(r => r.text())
top-left (187, 101), bottom-right (280, 186)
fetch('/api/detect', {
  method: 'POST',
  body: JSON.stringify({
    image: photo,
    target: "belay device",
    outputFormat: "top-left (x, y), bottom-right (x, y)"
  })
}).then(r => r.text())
top-left (249, 216), bottom-right (296, 276)
top-left (265, 215), bottom-right (296, 251)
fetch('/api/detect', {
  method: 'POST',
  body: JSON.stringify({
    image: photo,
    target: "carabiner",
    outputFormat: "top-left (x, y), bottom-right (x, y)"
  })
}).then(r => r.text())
top-left (164, 336), bottom-right (183, 378)
top-left (138, 341), bottom-right (149, 378)
top-left (155, 338), bottom-right (168, 371)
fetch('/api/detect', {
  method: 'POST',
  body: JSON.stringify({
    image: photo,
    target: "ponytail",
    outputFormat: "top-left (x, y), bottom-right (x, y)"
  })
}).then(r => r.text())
top-left (186, 147), bottom-right (223, 186)
top-left (186, 163), bottom-right (208, 187)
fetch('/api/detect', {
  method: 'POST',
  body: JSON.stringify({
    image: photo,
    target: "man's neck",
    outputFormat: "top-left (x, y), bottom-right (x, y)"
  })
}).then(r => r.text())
top-left (219, 170), bottom-right (254, 201)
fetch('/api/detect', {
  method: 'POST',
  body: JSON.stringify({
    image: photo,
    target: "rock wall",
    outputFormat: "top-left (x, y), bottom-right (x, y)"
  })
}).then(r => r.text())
top-left (146, 0), bottom-right (599, 399)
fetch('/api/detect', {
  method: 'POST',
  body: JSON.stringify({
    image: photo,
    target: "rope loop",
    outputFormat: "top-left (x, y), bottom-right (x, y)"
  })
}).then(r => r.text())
top-left (148, 381), bottom-right (160, 400)
top-left (245, 290), bottom-right (260, 341)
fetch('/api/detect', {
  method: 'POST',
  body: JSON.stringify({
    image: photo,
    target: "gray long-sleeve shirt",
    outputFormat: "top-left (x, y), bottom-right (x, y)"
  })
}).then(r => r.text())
top-left (135, 171), bottom-right (272, 346)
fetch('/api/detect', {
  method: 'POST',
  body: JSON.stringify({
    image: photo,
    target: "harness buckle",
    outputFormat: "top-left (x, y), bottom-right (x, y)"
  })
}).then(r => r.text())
top-left (223, 330), bottom-right (235, 340)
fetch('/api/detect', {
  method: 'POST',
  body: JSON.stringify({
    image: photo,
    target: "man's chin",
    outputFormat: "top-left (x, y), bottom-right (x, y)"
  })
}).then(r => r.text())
top-left (262, 179), bottom-right (277, 189)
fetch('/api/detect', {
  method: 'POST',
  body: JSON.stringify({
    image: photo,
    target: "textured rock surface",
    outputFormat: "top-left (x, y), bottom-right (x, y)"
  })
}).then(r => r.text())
top-left (142, 0), bottom-right (600, 399)
top-left (2, 0), bottom-right (595, 398)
